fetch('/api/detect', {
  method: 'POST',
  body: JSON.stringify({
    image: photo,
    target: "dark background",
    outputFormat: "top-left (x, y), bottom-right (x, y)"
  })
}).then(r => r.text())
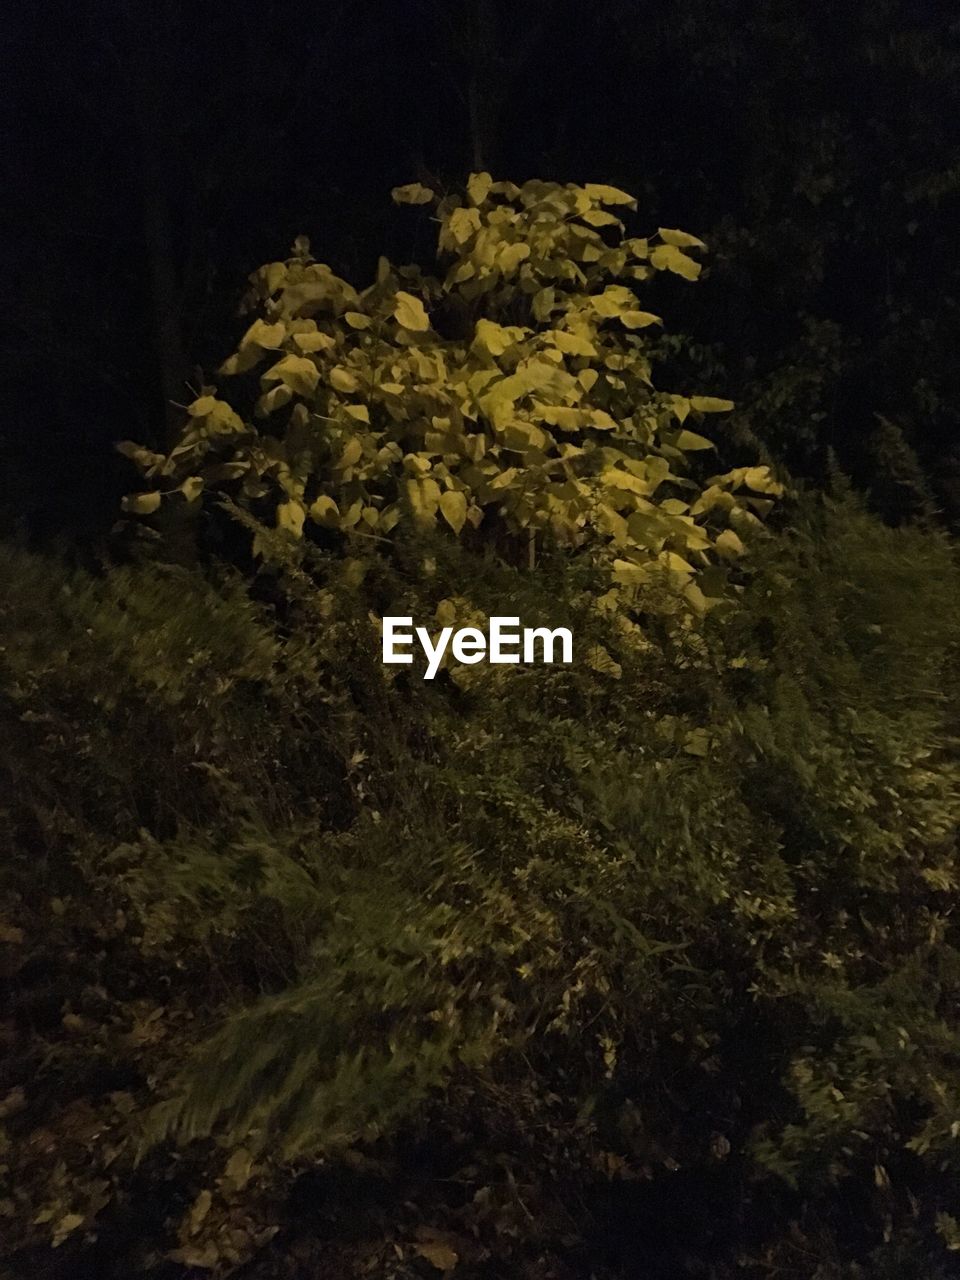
top-left (4, 0), bottom-right (959, 546)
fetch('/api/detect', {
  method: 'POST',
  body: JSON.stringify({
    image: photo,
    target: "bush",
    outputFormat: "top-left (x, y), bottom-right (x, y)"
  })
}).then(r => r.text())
top-left (3, 483), bottom-right (960, 1277)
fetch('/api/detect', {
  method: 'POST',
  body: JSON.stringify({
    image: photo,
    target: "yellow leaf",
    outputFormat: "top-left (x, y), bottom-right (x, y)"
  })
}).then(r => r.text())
top-left (658, 227), bottom-right (707, 250)
top-left (334, 437), bottom-right (363, 469)
top-left (293, 331), bottom-right (335, 353)
top-left (241, 318), bottom-right (286, 349)
top-left (551, 329), bottom-right (597, 356)
top-left (52, 1213), bottom-right (85, 1248)
top-left (683, 727), bottom-right (711, 756)
top-left (277, 499), bottom-right (305, 537)
top-left (344, 311), bottom-right (372, 329)
top-left (650, 244), bottom-right (702, 280)
top-left (391, 182), bottom-right (434, 204)
top-left (186, 1189), bottom-right (213, 1236)
top-left (473, 318), bottom-right (526, 357)
top-left (674, 429), bottom-right (714, 451)
top-left (488, 466), bottom-right (518, 490)
top-left (439, 489), bottom-right (467, 534)
top-left (448, 206), bottom-right (482, 245)
top-left (264, 354), bottom-right (320, 396)
top-left (690, 396), bottom-right (734, 413)
top-left (715, 528), bottom-right (745, 558)
top-left (467, 171), bottom-right (493, 205)
top-left (743, 465), bottom-right (784, 494)
top-left (585, 644), bottom-right (622, 678)
top-left (659, 551), bottom-right (695, 574)
top-left (581, 208), bottom-right (624, 228)
top-left (309, 495), bottom-right (339, 525)
top-left (223, 1148), bottom-right (254, 1191)
top-left (413, 1242), bottom-right (459, 1272)
top-left (394, 291), bottom-right (430, 332)
top-left (495, 242), bottom-right (530, 274)
top-left (584, 182), bottom-right (638, 208)
top-left (122, 491), bottom-right (161, 515)
top-left (620, 310), bottom-right (662, 328)
top-left (330, 366), bottom-right (359, 393)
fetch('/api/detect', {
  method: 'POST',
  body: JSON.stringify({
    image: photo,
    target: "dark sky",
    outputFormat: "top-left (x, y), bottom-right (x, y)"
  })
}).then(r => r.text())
top-left (3, 0), bottom-right (959, 542)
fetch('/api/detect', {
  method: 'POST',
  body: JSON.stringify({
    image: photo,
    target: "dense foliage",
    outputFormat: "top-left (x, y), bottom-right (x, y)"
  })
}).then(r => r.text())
top-left (4, 483), bottom-right (960, 1277)
top-left (5, 166), bottom-right (960, 1278)
top-left (119, 176), bottom-right (781, 624)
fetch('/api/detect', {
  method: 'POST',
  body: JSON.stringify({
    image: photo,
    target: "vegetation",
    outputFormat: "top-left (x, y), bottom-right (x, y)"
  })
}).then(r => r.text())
top-left (4, 174), bottom-right (960, 1278)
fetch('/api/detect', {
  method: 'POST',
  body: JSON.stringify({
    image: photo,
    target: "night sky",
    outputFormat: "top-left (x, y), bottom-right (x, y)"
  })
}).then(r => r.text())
top-left (3, 0), bottom-right (960, 541)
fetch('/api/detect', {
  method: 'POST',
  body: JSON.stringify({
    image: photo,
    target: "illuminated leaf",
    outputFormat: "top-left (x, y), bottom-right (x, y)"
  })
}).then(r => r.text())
top-left (620, 310), bottom-right (662, 328)
top-left (293, 331), bottom-right (335, 353)
top-left (277, 499), bottom-right (305, 537)
top-left (690, 396), bottom-right (734, 413)
top-left (467, 171), bottom-right (493, 205)
top-left (650, 244), bottom-right (702, 280)
top-left (394, 291), bottom-right (430, 331)
top-left (715, 528), bottom-right (745, 558)
top-left (585, 644), bottom-right (622, 678)
top-left (330, 366), bottom-right (360, 393)
top-left (309, 495), bottom-right (339, 525)
top-left (584, 182), bottom-right (638, 207)
top-left (675, 429), bottom-right (714, 451)
top-left (122, 491), bottom-right (161, 515)
top-left (264, 354), bottom-right (320, 396)
top-left (391, 182), bottom-right (434, 204)
top-left (439, 489), bottom-right (468, 534)
top-left (414, 1242), bottom-right (458, 1272)
top-left (658, 227), bottom-right (707, 250)
top-left (334, 438), bottom-right (363, 469)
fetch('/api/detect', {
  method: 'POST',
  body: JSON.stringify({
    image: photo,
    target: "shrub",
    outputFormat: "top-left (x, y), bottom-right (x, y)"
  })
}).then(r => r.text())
top-left (4, 484), bottom-right (960, 1276)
